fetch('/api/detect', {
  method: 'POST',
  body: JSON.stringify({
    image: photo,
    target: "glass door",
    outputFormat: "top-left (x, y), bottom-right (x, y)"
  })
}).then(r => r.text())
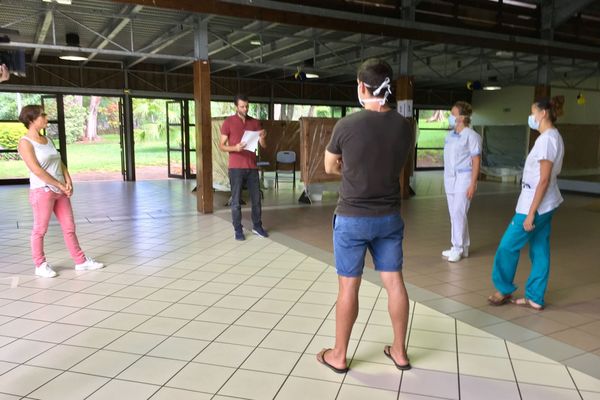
top-left (166, 100), bottom-right (184, 178)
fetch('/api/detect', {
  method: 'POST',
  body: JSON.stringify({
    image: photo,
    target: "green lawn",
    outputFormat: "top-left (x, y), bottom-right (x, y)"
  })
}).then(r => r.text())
top-left (0, 134), bottom-right (168, 179)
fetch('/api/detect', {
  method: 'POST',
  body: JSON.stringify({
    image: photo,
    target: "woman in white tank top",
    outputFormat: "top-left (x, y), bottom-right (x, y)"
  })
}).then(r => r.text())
top-left (17, 105), bottom-right (104, 278)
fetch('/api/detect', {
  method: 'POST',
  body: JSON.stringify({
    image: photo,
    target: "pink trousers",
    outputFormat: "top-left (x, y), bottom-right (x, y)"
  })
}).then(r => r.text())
top-left (29, 188), bottom-right (86, 266)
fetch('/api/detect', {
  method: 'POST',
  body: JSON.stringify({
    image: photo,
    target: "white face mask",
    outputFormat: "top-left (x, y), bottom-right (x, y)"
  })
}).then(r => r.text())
top-left (357, 77), bottom-right (392, 108)
top-left (528, 114), bottom-right (540, 130)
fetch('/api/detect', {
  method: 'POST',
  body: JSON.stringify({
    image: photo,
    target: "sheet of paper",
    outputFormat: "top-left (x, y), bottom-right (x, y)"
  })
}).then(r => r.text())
top-left (241, 130), bottom-right (261, 153)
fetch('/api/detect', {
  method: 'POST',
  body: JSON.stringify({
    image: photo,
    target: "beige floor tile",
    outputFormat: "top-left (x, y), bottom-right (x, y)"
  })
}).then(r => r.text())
top-left (275, 376), bottom-right (339, 400)
top-left (460, 375), bottom-right (520, 400)
top-left (87, 296), bottom-right (138, 312)
top-left (118, 356), bottom-right (186, 385)
top-left (133, 316), bottom-right (189, 336)
top-left (0, 339), bottom-right (54, 363)
top-left (64, 327), bottom-right (125, 348)
top-left (506, 342), bottom-right (558, 364)
top-left (195, 307), bottom-right (245, 324)
top-left (216, 325), bottom-right (270, 347)
top-left (0, 318), bottom-right (49, 338)
top-left (288, 302), bottom-right (332, 319)
top-left (25, 323), bottom-right (87, 343)
top-left (194, 342), bottom-right (255, 367)
top-left (148, 337), bottom-right (210, 361)
top-left (167, 362), bottom-right (235, 393)
top-left (158, 303), bottom-right (206, 319)
top-left (29, 371), bottom-right (109, 400)
top-left (241, 348), bottom-right (301, 374)
top-left (344, 360), bottom-right (401, 391)
top-left (405, 347), bottom-right (457, 374)
top-left (0, 364), bottom-right (60, 396)
top-left (458, 353), bottom-right (515, 381)
top-left (173, 320), bottom-right (229, 341)
top-left (58, 309), bottom-right (114, 326)
top-left (27, 344), bottom-right (95, 370)
top-left (457, 335), bottom-right (509, 358)
top-left (518, 383), bottom-right (581, 400)
top-left (411, 314), bottom-right (456, 334)
top-left (70, 349), bottom-right (140, 377)
top-left (95, 312), bottom-right (149, 330)
top-left (409, 330), bottom-right (456, 352)
top-left (291, 353), bottom-right (346, 383)
top-left (512, 359), bottom-right (577, 389)
top-left (250, 298), bottom-right (295, 314)
top-left (105, 332), bottom-right (166, 354)
top-left (401, 368), bottom-right (459, 399)
top-left (121, 299), bottom-right (171, 315)
top-left (86, 379), bottom-right (159, 400)
top-left (150, 387), bottom-right (212, 400)
top-left (569, 368), bottom-right (600, 392)
top-left (259, 330), bottom-right (314, 353)
top-left (275, 315), bottom-right (323, 334)
top-left (218, 369), bottom-right (287, 400)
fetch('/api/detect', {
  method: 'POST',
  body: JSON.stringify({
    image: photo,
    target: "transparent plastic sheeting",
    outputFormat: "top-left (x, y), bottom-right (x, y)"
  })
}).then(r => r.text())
top-left (481, 125), bottom-right (528, 176)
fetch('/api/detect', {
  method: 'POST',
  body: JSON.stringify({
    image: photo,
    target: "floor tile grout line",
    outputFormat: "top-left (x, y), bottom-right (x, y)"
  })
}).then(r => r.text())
top-left (504, 339), bottom-right (524, 400)
top-left (455, 318), bottom-right (461, 400)
top-left (397, 298), bottom-right (417, 400)
top-left (565, 366), bottom-right (585, 400)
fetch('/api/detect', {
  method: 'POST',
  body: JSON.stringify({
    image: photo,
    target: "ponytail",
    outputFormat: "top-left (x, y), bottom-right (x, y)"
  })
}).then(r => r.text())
top-left (534, 96), bottom-right (564, 123)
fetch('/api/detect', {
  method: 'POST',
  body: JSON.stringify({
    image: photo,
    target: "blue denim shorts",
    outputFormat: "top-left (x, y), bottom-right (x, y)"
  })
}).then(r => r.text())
top-left (333, 213), bottom-right (404, 277)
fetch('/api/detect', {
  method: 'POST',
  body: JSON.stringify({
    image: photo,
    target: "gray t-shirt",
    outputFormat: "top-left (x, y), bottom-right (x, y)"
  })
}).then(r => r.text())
top-left (327, 109), bottom-right (412, 216)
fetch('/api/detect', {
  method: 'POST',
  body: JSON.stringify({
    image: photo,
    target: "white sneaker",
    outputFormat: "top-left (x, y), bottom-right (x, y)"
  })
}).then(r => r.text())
top-left (447, 250), bottom-right (462, 263)
top-left (35, 262), bottom-right (57, 278)
top-left (442, 247), bottom-right (469, 258)
top-left (75, 257), bottom-right (104, 271)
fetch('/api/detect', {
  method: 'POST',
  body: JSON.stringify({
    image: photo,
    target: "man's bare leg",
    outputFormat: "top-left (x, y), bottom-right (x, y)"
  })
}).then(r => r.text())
top-left (380, 271), bottom-right (410, 365)
top-left (321, 275), bottom-right (361, 370)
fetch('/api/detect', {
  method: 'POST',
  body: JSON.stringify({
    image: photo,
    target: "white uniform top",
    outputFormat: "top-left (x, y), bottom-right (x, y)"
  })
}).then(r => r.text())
top-left (443, 127), bottom-right (482, 194)
top-left (20, 136), bottom-right (65, 191)
top-left (515, 128), bottom-right (564, 215)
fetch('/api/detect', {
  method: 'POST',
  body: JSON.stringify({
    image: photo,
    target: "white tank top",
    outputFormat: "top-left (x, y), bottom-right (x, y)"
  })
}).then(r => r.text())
top-left (20, 136), bottom-right (65, 191)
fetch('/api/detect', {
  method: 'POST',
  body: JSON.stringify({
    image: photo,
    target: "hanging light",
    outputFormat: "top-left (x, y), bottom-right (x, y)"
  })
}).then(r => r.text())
top-left (59, 33), bottom-right (87, 61)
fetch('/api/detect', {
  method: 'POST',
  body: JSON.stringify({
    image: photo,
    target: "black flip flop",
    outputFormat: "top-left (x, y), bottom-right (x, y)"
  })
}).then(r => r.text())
top-left (317, 348), bottom-right (349, 374)
top-left (384, 345), bottom-right (411, 371)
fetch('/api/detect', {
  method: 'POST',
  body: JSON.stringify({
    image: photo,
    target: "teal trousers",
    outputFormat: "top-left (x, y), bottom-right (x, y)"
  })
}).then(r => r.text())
top-left (491, 210), bottom-right (555, 306)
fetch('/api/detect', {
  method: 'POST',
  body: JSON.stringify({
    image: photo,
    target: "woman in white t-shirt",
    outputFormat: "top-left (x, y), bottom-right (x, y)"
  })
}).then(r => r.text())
top-left (442, 101), bottom-right (482, 263)
top-left (488, 98), bottom-right (564, 310)
top-left (17, 105), bottom-right (104, 278)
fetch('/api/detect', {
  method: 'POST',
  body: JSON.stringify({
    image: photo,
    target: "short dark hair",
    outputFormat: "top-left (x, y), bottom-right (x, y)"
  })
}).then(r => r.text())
top-left (234, 94), bottom-right (249, 106)
top-left (357, 58), bottom-right (393, 98)
top-left (19, 105), bottom-right (45, 128)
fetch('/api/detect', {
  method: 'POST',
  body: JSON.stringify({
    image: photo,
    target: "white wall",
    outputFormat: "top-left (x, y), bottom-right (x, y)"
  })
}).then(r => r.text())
top-left (472, 85), bottom-right (600, 126)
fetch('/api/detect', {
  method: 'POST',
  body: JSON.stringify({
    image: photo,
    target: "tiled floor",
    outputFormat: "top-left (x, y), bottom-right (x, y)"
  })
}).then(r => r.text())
top-left (0, 172), bottom-right (599, 399)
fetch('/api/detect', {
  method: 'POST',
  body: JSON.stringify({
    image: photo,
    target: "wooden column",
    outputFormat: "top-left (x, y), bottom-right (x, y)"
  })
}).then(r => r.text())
top-left (530, 84), bottom-right (551, 150)
top-left (396, 75), bottom-right (415, 199)
top-left (193, 60), bottom-right (213, 213)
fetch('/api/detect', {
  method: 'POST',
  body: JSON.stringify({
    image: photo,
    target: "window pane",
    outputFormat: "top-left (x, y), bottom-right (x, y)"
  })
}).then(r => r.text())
top-left (416, 109), bottom-right (449, 169)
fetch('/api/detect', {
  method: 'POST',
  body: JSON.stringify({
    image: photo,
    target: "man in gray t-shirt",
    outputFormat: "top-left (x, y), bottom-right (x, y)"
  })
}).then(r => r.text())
top-left (316, 59), bottom-right (413, 374)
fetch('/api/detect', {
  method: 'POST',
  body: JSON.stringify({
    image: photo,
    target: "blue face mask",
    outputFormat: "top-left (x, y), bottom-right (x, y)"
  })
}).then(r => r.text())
top-left (528, 114), bottom-right (539, 130)
top-left (448, 115), bottom-right (456, 128)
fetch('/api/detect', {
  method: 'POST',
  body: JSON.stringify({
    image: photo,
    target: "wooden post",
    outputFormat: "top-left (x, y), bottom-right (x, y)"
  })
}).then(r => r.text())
top-left (530, 84), bottom-right (551, 150)
top-left (193, 60), bottom-right (213, 213)
top-left (396, 75), bottom-right (415, 199)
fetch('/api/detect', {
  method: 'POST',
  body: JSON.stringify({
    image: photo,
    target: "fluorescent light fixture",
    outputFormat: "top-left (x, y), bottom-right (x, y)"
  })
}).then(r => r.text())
top-left (42, 0), bottom-right (72, 4)
top-left (250, 40), bottom-right (262, 46)
top-left (59, 53), bottom-right (87, 61)
top-left (305, 73), bottom-right (319, 79)
top-left (483, 85), bottom-right (502, 91)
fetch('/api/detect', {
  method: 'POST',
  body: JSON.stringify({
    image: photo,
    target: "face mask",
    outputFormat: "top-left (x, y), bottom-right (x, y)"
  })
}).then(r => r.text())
top-left (357, 78), bottom-right (391, 108)
top-left (448, 115), bottom-right (456, 128)
top-left (528, 114), bottom-right (539, 130)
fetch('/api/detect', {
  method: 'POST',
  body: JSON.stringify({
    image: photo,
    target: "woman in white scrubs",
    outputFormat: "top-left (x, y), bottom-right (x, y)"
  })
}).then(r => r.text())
top-left (442, 102), bottom-right (482, 263)
top-left (488, 98), bottom-right (564, 310)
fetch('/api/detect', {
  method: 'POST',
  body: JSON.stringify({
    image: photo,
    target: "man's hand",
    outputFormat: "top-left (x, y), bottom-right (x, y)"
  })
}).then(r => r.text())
top-left (235, 142), bottom-right (246, 152)
top-left (0, 64), bottom-right (9, 83)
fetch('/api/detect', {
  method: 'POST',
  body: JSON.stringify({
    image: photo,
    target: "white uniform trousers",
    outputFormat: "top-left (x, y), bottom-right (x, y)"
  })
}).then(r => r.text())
top-left (446, 192), bottom-right (471, 252)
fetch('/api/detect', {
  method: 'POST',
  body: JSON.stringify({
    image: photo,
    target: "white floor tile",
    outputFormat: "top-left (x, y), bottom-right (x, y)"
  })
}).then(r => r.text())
top-left (194, 342), bottom-right (254, 368)
top-left (275, 376), bottom-right (340, 400)
top-left (70, 349), bottom-right (140, 377)
top-left (105, 331), bottom-right (166, 354)
top-left (29, 371), bottom-right (109, 400)
top-left (218, 369), bottom-right (286, 400)
top-left (27, 344), bottom-right (96, 370)
top-left (0, 364), bottom-right (61, 396)
top-left (167, 362), bottom-right (235, 393)
top-left (0, 339), bottom-right (54, 363)
top-left (118, 355), bottom-right (186, 385)
top-left (87, 379), bottom-right (159, 400)
top-left (241, 348), bottom-right (301, 374)
top-left (148, 337), bottom-right (210, 361)
top-left (150, 387), bottom-right (212, 400)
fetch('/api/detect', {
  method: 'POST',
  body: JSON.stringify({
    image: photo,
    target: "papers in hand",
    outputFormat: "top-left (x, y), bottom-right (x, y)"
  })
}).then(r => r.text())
top-left (241, 130), bottom-right (261, 153)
